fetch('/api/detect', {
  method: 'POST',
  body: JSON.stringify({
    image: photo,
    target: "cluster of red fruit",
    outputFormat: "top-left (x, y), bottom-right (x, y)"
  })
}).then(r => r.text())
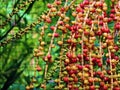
top-left (32, 0), bottom-right (120, 90)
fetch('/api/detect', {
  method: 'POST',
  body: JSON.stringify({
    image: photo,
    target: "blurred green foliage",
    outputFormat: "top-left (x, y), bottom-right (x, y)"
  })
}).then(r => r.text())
top-left (0, 0), bottom-right (50, 90)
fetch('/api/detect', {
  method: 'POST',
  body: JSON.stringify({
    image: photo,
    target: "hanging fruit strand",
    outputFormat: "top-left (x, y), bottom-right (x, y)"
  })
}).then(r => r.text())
top-left (43, 0), bottom-right (76, 90)
top-left (81, 1), bottom-right (96, 89)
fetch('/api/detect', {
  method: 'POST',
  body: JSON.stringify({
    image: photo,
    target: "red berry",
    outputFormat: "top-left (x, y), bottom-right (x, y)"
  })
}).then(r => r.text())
top-left (100, 82), bottom-right (104, 87)
top-left (63, 77), bottom-right (69, 83)
top-left (47, 54), bottom-right (51, 59)
top-left (88, 77), bottom-right (94, 83)
top-left (66, 52), bottom-right (72, 58)
top-left (100, 74), bottom-right (105, 79)
top-left (84, 30), bottom-right (89, 35)
top-left (54, 33), bottom-right (59, 37)
top-left (56, 1), bottom-right (61, 5)
top-left (108, 18), bottom-right (113, 22)
top-left (77, 54), bottom-right (82, 59)
top-left (111, 9), bottom-right (115, 13)
top-left (89, 85), bottom-right (95, 90)
top-left (60, 7), bottom-right (65, 12)
top-left (80, 3), bottom-right (84, 8)
top-left (104, 77), bottom-right (109, 82)
top-left (98, 62), bottom-right (102, 67)
top-left (74, 77), bottom-right (78, 82)
top-left (46, 18), bottom-right (51, 23)
top-left (76, 7), bottom-right (81, 13)
top-left (71, 58), bottom-right (77, 63)
top-left (66, 66), bottom-right (71, 71)
top-left (99, 21), bottom-right (103, 26)
top-left (113, 87), bottom-right (120, 90)
top-left (77, 65), bottom-right (83, 70)
top-left (47, 3), bottom-right (52, 8)
top-left (114, 45), bottom-right (119, 51)
top-left (36, 65), bottom-right (42, 71)
top-left (97, 71), bottom-right (102, 75)
top-left (107, 35), bottom-right (113, 39)
top-left (103, 85), bottom-right (108, 90)
top-left (110, 13), bottom-right (115, 18)
top-left (96, 30), bottom-right (102, 36)
top-left (50, 26), bottom-right (55, 30)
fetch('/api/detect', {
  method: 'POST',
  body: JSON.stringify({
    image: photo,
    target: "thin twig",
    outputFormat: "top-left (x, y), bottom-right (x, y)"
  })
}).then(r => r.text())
top-left (0, 0), bottom-right (36, 41)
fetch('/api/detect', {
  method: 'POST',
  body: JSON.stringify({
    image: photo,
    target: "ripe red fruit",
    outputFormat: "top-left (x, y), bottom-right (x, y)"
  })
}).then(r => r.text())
top-left (47, 54), bottom-right (51, 59)
top-left (60, 7), bottom-right (65, 12)
top-left (92, 58), bottom-right (96, 63)
top-left (99, 16), bottom-right (104, 20)
top-left (71, 58), bottom-right (77, 63)
top-left (89, 85), bottom-right (95, 90)
top-left (112, 64), bottom-right (116, 68)
top-left (84, 30), bottom-right (89, 35)
top-left (36, 65), bottom-right (42, 71)
top-left (74, 34), bottom-right (79, 39)
top-left (84, 65), bottom-right (90, 69)
top-left (66, 66), bottom-right (71, 71)
top-left (50, 26), bottom-right (55, 30)
top-left (98, 62), bottom-right (102, 67)
top-left (77, 65), bottom-right (83, 70)
top-left (69, 70), bottom-right (74, 75)
top-left (85, 57), bottom-right (89, 61)
top-left (96, 30), bottom-right (102, 36)
top-left (107, 35), bottom-right (113, 39)
top-left (47, 3), bottom-right (52, 8)
top-left (97, 71), bottom-right (102, 75)
top-left (68, 84), bottom-right (73, 89)
top-left (83, 49), bottom-right (88, 53)
top-left (114, 56), bottom-right (119, 60)
top-left (114, 45), bottom-right (119, 51)
top-left (99, 21), bottom-right (103, 26)
top-left (110, 13), bottom-right (115, 18)
top-left (100, 82), bottom-right (104, 87)
top-left (98, 2), bottom-right (103, 7)
top-left (104, 77), bottom-right (109, 82)
top-left (113, 87), bottom-right (120, 90)
top-left (67, 39), bottom-right (72, 44)
top-left (56, 1), bottom-right (61, 5)
top-left (113, 17), bottom-right (117, 21)
top-left (100, 74), bottom-right (105, 79)
top-left (46, 18), bottom-right (51, 23)
top-left (111, 9), bottom-right (115, 13)
top-left (80, 3), bottom-right (85, 8)
top-left (66, 52), bottom-right (72, 58)
top-left (107, 70), bottom-right (111, 75)
top-left (96, 59), bottom-right (100, 63)
top-left (74, 87), bottom-right (79, 90)
top-left (88, 77), bottom-right (94, 83)
top-left (104, 28), bottom-right (110, 33)
top-left (103, 85), bottom-right (108, 90)
top-left (63, 77), bottom-right (69, 83)
top-left (73, 77), bottom-right (78, 82)
top-left (101, 27), bottom-right (110, 33)
top-left (76, 7), bottom-right (81, 13)
top-left (103, 12), bottom-right (107, 17)
top-left (54, 33), bottom-right (59, 37)
top-left (77, 54), bottom-right (82, 59)
top-left (58, 21), bottom-right (64, 25)
top-left (108, 18), bottom-right (113, 22)
top-left (86, 19), bottom-right (92, 25)
top-left (84, 0), bottom-right (89, 5)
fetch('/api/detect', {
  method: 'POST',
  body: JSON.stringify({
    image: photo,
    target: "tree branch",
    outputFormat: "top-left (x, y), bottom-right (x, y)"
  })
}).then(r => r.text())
top-left (0, 0), bottom-right (36, 41)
